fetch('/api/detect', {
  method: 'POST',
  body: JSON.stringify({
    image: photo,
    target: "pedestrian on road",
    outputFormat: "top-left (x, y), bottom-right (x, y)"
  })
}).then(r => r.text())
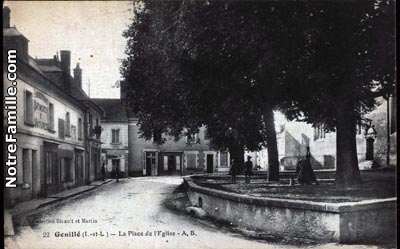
top-left (101, 163), bottom-right (106, 181)
top-left (245, 156), bottom-right (253, 183)
top-left (230, 158), bottom-right (238, 184)
top-left (296, 146), bottom-right (319, 185)
top-left (116, 165), bottom-right (120, 182)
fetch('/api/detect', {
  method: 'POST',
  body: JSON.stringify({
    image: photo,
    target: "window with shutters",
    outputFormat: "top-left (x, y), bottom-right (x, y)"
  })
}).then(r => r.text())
top-left (112, 129), bottom-right (120, 144)
top-left (58, 119), bottom-right (65, 139)
top-left (48, 103), bottom-right (55, 131)
top-left (78, 118), bottom-right (83, 140)
top-left (25, 90), bottom-right (34, 125)
top-left (65, 112), bottom-right (71, 137)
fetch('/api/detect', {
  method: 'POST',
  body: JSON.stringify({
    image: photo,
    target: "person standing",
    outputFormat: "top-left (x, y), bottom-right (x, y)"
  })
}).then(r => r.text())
top-left (245, 156), bottom-right (253, 183)
top-left (296, 146), bottom-right (319, 185)
top-left (101, 163), bottom-right (106, 181)
top-left (116, 165), bottom-right (120, 182)
top-left (230, 158), bottom-right (238, 184)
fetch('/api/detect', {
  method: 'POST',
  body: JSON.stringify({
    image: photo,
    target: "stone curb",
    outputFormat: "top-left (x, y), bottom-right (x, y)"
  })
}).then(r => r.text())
top-left (184, 176), bottom-right (397, 213)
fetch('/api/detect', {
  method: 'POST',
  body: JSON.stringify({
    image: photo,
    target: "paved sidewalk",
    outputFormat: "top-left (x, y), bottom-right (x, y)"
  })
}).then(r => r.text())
top-left (8, 179), bottom-right (114, 217)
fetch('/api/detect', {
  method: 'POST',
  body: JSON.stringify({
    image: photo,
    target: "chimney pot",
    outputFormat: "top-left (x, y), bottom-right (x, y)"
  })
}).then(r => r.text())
top-left (3, 7), bottom-right (11, 28)
top-left (73, 63), bottom-right (83, 88)
top-left (60, 50), bottom-right (71, 75)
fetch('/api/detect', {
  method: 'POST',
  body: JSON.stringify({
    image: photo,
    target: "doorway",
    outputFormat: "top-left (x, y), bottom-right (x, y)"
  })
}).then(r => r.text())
top-left (366, 138), bottom-right (374, 160)
top-left (75, 151), bottom-right (84, 186)
top-left (145, 151), bottom-right (158, 176)
top-left (207, 154), bottom-right (214, 173)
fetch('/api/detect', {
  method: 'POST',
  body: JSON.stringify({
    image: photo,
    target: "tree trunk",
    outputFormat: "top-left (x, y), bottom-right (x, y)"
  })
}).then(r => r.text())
top-left (335, 101), bottom-right (363, 186)
top-left (263, 106), bottom-right (280, 181)
top-left (229, 143), bottom-right (245, 174)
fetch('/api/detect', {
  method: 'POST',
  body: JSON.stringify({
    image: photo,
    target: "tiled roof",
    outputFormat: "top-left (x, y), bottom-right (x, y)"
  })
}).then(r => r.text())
top-left (91, 99), bottom-right (128, 122)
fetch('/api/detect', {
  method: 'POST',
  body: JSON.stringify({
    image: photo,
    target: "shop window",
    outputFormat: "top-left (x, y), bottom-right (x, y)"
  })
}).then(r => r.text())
top-left (65, 112), bottom-right (71, 137)
top-left (163, 156), bottom-right (169, 171)
top-left (48, 103), bottom-right (54, 131)
top-left (220, 152), bottom-right (228, 167)
top-left (78, 118), bottom-right (83, 140)
top-left (176, 156), bottom-right (181, 170)
top-left (25, 90), bottom-right (34, 125)
top-left (112, 129), bottom-right (120, 144)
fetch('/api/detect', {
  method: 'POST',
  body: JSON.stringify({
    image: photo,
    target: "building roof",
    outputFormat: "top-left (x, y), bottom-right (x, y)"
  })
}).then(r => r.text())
top-left (26, 56), bottom-right (50, 78)
top-left (92, 98), bottom-right (128, 122)
top-left (3, 27), bottom-right (29, 41)
top-left (37, 64), bottom-right (64, 72)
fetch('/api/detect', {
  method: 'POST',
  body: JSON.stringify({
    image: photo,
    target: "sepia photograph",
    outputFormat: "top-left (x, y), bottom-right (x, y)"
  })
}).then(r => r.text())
top-left (3, 0), bottom-right (396, 249)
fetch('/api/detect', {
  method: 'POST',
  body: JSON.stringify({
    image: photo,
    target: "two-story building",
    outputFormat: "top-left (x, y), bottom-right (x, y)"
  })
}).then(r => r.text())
top-left (93, 98), bottom-right (129, 178)
top-left (95, 96), bottom-right (231, 177)
top-left (35, 52), bottom-right (104, 184)
top-left (3, 7), bottom-right (103, 207)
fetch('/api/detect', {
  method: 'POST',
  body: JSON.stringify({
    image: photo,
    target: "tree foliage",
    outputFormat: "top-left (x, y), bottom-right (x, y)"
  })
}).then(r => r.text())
top-left (121, 0), bottom-right (395, 185)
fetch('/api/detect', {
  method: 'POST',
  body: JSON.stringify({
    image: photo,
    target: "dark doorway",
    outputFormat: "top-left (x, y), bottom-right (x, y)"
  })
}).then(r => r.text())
top-left (75, 151), bottom-right (84, 186)
top-left (366, 138), bottom-right (374, 160)
top-left (207, 154), bottom-right (214, 173)
top-left (145, 152), bottom-right (157, 176)
top-left (168, 155), bottom-right (175, 175)
top-left (112, 159), bottom-right (120, 178)
top-left (146, 157), bottom-right (152, 176)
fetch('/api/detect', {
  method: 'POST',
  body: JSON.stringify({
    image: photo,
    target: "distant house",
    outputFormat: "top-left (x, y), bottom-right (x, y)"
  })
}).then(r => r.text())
top-left (92, 99), bottom-right (129, 178)
top-left (96, 94), bottom-right (231, 177)
top-left (250, 97), bottom-right (397, 171)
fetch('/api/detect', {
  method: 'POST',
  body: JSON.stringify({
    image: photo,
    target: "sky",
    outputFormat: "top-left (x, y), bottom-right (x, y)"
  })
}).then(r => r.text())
top-left (5, 1), bottom-right (133, 98)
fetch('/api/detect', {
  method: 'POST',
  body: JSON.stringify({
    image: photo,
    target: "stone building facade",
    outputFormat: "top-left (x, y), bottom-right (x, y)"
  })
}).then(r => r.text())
top-left (96, 95), bottom-right (231, 177)
top-left (127, 118), bottom-right (231, 176)
top-left (3, 7), bottom-right (103, 207)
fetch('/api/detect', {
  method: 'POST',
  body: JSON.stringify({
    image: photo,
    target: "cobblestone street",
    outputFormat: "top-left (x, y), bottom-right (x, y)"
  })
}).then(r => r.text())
top-left (14, 177), bottom-right (386, 249)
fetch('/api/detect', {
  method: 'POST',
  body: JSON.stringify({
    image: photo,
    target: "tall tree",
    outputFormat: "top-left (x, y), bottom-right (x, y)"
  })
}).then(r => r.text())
top-left (282, 0), bottom-right (395, 186)
top-left (121, 0), bottom-right (395, 185)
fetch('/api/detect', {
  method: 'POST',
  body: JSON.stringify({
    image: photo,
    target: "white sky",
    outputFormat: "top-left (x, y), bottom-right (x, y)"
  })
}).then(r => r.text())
top-left (5, 1), bottom-right (133, 98)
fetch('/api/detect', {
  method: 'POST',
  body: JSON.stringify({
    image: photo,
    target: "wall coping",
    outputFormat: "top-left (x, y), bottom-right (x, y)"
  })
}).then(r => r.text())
top-left (184, 176), bottom-right (396, 213)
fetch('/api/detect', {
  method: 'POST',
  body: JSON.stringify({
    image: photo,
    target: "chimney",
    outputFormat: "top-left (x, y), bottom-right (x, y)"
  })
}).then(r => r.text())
top-left (3, 7), bottom-right (11, 28)
top-left (60, 50), bottom-right (71, 92)
top-left (60, 50), bottom-right (71, 75)
top-left (73, 63), bottom-right (82, 88)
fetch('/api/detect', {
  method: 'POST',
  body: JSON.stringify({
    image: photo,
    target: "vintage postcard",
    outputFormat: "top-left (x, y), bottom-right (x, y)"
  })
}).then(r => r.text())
top-left (3, 1), bottom-right (396, 249)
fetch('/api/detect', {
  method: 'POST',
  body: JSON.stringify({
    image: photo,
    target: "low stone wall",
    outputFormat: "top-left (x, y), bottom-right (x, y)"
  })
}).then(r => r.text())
top-left (184, 177), bottom-right (396, 244)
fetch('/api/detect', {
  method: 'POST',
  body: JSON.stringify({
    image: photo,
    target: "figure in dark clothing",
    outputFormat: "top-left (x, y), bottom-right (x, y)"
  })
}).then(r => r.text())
top-left (296, 146), bottom-right (319, 185)
top-left (101, 163), bottom-right (106, 181)
top-left (245, 156), bottom-right (253, 183)
top-left (116, 165), bottom-right (120, 182)
top-left (230, 159), bottom-right (238, 184)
